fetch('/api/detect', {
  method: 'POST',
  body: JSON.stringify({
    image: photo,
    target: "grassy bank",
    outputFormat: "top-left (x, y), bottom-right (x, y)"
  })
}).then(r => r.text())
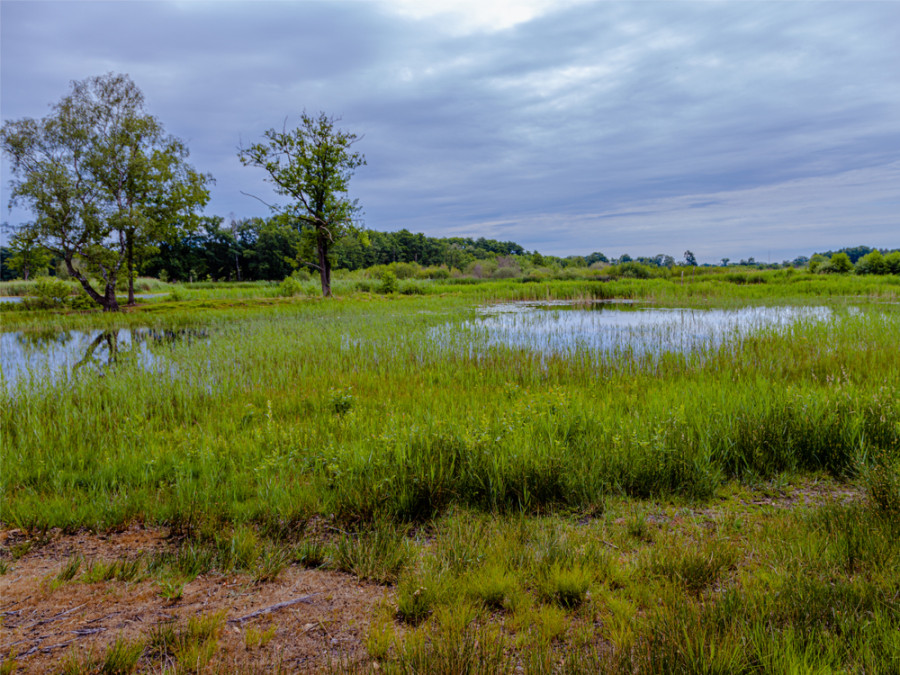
top-left (2, 277), bottom-right (898, 672)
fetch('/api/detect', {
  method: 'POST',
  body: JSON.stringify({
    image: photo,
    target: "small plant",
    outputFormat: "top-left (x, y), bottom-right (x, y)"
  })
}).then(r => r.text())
top-left (172, 544), bottom-right (215, 580)
top-left (365, 606), bottom-right (396, 660)
top-left (625, 510), bottom-right (650, 541)
top-left (81, 556), bottom-right (145, 583)
top-left (649, 538), bottom-right (739, 594)
top-left (10, 540), bottom-right (33, 561)
top-left (396, 581), bottom-right (434, 625)
top-left (278, 275), bottom-right (304, 297)
top-left (328, 387), bottom-right (354, 415)
top-left (864, 450), bottom-right (900, 518)
top-left (293, 540), bottom-right (329, 568)
top-left (0, 559), bottom-right (10, 576)
top-left (158, 579), bottom-right (185, 602)
top-left (244, 623), bottom-right (278, 650)
top-left (536, 563), bottom-right (592, 609)
top-left (252, 547), bottom-right (289, 584)
top-left (218, 527), bottom-right (262, 571)
top-left (56, 555), bottom-right (83, 583)
top-left (148, 610), bottom-right (225, 671)
top-left (332, 522), bottom-right (411, 584)
top-left (465, 564), bottom-right (520, 611)
top-left (60, 637), bottom-right (144, 675)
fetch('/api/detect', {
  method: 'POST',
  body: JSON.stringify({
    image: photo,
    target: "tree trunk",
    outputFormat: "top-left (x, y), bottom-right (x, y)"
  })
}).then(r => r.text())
top-left (65, 257), bottom-right (120, 312)
top-left (126, 233), bottom-right (136, 306)
top-left (317, 235), bottom-right (331, 297)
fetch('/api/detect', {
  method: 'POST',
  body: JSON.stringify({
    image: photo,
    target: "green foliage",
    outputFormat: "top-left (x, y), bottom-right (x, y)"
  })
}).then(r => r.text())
top-left (855, 249), bottom-right (887, 275)
top-left (378, 269), bottom-right (398, 294)
top-left (818, 252), bottom-right (853, 274)
top-left (807, 253), bottom-right (827, 272)
top-left (332, 521), bottom-right (412, 583)
top-left (278, 274), bottom-right (304, 297)
top-left (885, 250), bottom-right (900, 274)
top-left (536, 563), bottom-right (592, 609)
top-left (60, 637), bottom-right (144, 675)
top-left (648, 537), bottom-right (739, 594)
top-left (147, 610), bottom-right (225, 671)
top-left (865, 449), bottom-right (900, 518)
top-left (6, 227), bottom-right (53, 280)
top-left (239, 111), bottom-right (365, 297)
top-left (24, 276), bottom-right (71, 309)
top-left (0, 73), bottom-right (210, 312)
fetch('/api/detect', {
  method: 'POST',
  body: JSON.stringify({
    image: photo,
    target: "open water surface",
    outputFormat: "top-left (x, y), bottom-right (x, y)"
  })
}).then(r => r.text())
top-left (441, 301), bottom-right (833, 361)
top-left (1, 327), bottom-right (206, 389)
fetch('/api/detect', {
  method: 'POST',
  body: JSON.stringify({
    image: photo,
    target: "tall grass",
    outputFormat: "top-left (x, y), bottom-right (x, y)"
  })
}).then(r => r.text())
top-left (2, 278), bottom-right (898, 672)
top-left (2, 291), bottom-right (897, 531)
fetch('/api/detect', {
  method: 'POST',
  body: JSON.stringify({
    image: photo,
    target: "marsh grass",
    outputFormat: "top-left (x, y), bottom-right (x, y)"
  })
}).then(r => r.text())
top-left (60, 637), bottom-right (144, 675)
top-left (332, 521), bottom-right (413, 584)
top-left (2, 276), bottom-right (899, 672)
top-left (146, 610), bottom-right (226, 671)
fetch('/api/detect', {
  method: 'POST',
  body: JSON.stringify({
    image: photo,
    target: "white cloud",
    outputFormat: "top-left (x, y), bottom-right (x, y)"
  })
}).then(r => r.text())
top-left (384, 0), bottom-right (589, 33)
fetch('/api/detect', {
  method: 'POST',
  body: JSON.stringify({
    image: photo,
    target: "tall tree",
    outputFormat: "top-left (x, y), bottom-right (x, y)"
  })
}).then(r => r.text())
top-left (239, 111), bottom-right (365, 297)
top-left (1, 73), bottom-right (210, 310)
top-left (4, 224), bottom-right (53, 280)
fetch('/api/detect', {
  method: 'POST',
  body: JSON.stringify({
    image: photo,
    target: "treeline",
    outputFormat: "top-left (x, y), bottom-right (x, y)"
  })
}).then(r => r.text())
top-left (1, 216), bottom-right (526, 283)
top-left (3, 215), bottom-right (898, 282)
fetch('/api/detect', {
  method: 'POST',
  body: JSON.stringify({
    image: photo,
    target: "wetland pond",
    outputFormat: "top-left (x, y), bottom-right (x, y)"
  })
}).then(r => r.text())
top-left (441, 301), bottom-right (833, 362)
top-left (2, 302), bottom-right (834, 388)
top-left (1, 327), bottom-right (207, 389)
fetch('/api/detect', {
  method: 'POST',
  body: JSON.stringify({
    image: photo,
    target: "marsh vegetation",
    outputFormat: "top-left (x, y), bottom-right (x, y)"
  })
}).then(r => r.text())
top-left (1, 272), bottom-right (898, 672)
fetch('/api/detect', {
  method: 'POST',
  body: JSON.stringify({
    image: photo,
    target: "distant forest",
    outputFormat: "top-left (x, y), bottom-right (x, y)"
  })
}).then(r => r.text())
top-left (1, 216), bottom-right (897, 282)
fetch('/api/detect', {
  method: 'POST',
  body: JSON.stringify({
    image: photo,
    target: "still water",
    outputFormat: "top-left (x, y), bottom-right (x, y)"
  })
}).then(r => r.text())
top-left (0, 328), bottom-right (206, 388)
top-left (445, 301), bottom-right (832, 361)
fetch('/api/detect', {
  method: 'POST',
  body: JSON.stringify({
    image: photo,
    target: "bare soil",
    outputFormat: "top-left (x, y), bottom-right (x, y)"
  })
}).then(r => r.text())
top-left (0, 527), bottom-right (391, 673)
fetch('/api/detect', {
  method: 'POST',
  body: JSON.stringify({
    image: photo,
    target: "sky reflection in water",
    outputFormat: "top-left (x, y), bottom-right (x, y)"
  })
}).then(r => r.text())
top-left (449, 301), bottom-right (832, 361)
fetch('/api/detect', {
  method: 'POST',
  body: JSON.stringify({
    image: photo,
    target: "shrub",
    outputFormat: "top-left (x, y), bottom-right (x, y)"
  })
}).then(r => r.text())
top-left (855, 250), bottom-right (887, 275)
top-left (885, 250), bottom-right (900, 274)
top-left (615, 262), bottom-right (653, 279)
top-left (278, 275), bottom-right (304, 297)
top-left (492, 266), bottom-right (520, 279)
top-left (818, 252), bottom-right (853, 274)
top-left (378, 270), bottom-right (398, 294)
top-left (25, 276), bottom-right (71, 309)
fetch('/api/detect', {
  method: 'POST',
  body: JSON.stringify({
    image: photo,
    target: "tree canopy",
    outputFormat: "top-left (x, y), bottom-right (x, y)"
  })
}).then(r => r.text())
top-left (239, 111), bottom-right (365, 297)
top-left (0, 73), bottom-right (210, 310)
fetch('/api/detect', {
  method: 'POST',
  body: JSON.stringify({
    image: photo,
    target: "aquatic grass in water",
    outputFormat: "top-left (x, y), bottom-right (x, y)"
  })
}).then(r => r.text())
top-left (2, 283), bottom-right (899, 673)
top-left (0, 326), bottom-right (209, 390)
top-left (437, 301), bottom-right (834, 364)
top-left (1, 294), bottom-right (897, 528)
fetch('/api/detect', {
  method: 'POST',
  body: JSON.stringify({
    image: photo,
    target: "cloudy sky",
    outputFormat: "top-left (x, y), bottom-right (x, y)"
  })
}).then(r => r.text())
top-left (2, 0), bottom-right (898, 262)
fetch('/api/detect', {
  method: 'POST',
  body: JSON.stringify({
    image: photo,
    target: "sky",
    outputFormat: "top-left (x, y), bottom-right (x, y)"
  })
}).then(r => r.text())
top-left (2, 0), bottom-right (898, 262)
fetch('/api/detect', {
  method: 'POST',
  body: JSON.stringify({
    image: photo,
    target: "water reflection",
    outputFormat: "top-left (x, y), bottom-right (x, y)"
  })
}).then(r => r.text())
top-left (438, 301), bottom-right (832, 362)
top-left (1, 327), bottom-right (207, 388)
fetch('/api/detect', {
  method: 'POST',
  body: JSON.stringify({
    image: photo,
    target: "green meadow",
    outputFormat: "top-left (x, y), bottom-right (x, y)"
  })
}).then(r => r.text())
top-left (2, 271), bottom-right (899, 672)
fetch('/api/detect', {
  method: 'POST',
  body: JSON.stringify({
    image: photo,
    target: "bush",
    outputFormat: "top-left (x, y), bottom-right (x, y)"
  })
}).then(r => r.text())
top-left (855, 250), bottom-right (887, 275)
top-left (23, 276), bottom-right (72, 309)
top-left (885, 251), bottom-right (900, 275)
top-left (378, 270), bottom-right (398, 294)
top-left (614, 262), bottom-right (653, 279)
top-left (70, 291), bottom-right (97, 310)
top-left (278, 276), bottom-right (304, 297)
top-left (818, 252), bottom-right (853, 274)
top-left (418, 265), bottom-right (451, 280)
top-left (492, 266), bottom-right (520, 280)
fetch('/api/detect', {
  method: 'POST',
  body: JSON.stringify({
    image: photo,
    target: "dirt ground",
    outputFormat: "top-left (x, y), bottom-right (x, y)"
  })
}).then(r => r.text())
top-left (0, 527), bottom-right (391, 673)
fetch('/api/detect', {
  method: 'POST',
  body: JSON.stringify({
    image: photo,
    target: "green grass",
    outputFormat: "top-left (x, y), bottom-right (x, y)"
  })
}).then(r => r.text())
top-left (2, 274), bottom-right (899, 671)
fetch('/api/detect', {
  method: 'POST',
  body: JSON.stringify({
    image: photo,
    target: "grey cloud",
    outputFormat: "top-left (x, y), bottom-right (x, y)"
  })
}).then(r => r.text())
top-left (2, 0), bottom-right (898, 258)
